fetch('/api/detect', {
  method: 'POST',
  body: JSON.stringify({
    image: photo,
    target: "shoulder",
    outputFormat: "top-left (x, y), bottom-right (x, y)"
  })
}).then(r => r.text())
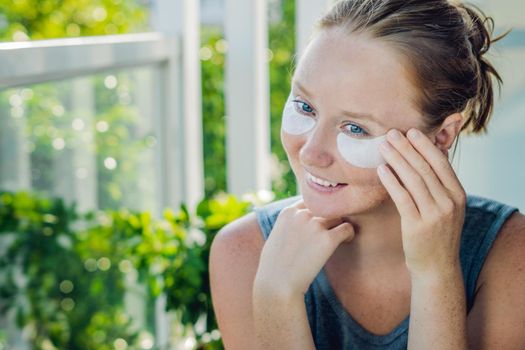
top-left (210, 210), bottom-right (266, 281)
top-left (476, 209), bottom-right (525, 284)
top-left (477, 210), bottom-right (525, 284)
top-left (210, 211), bottom-right (265, 262)
top-left (210, 195), bottom-right (301, 258)
top-left (468, 210), bottom-right (525, 348)
top-left (207, 196), bottom-right (302, 348)
top-left (208, 212), bottom-right (264, 349)
top-left (210, 195), bottom-right (301, 263)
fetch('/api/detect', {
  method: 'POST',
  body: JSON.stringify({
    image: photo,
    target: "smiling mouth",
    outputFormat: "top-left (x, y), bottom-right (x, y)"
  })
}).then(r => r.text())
top-left (306, 171), bottom-right (347, 188)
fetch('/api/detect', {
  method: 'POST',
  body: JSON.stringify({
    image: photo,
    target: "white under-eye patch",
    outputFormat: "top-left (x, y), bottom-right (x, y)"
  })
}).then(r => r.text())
top-left (281, 91), bottom-right (386, 169)
top-left (336, 133), bottom-right (387, 168)
top-left (281, 94), bottom-right (316, 135)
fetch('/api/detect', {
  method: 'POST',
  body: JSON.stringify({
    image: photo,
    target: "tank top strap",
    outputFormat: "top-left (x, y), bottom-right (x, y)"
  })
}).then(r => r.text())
top-left (254, 194), bottom-right (519, 309)
top-left (254, 195), bottom-right (301, 240)
top-left (252, 194), bottom-right (519, 348)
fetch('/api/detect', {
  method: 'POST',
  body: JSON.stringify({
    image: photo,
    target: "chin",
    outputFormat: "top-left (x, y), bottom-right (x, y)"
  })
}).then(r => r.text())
top-left (299, 191), bottom-right (348, 219)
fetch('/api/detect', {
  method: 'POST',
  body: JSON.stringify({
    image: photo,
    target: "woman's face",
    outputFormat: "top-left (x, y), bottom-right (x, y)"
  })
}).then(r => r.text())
top-left (283, 28), bottom-right (427, 219)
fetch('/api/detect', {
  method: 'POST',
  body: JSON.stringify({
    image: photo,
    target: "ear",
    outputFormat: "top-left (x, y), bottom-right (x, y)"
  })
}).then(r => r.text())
top-left (433, 112), bottom-right (463, 155)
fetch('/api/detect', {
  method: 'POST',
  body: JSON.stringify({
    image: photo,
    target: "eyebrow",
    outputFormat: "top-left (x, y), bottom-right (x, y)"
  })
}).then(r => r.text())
top-left (292, 80), bottom-right (384, 126)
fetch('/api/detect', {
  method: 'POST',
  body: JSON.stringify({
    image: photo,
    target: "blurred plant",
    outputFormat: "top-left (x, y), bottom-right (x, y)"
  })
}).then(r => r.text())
top-left (92, 72), bottom-right (157, 210)
top-left (200, 0), bottom-right (297, 199)
top-left (200, 29), bottom-right (227, 198)
top-left (268, 0), bottom-right (297, 199)
top-left (0, 329), bottom-right (6, 350)
top-left (1, 0), bottom-right (298, 200)
top-left (0, 0), bottom-right (148, 41)
top-left (0, 1), bottom-right (299, 349)
top-left (0, 191), bottom-right (140, 349)
top-left (194, 193), bottom-right (251, 334)
top-left (0, 190), bottom-right (253, 349)
top-left (0, 1), bottom-right (153, 210)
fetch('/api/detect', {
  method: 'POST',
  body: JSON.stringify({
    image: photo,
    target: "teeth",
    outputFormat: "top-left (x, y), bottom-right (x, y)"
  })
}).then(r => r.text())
top-left (308, 172), bottom-right (339, 187)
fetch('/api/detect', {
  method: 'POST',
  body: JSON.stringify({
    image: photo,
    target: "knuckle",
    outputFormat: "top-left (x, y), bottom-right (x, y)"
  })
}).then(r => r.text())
top-left (398, 192), bottom-right (413, 206)
top-left (311, 217), bottom-right (325, 227)
top-left (415, 176), bottom-right (427, 190)
top-left (295, 209), bottom-right (311, 220)
top-left (456, 189), bottom-right (467, 204)
top-left (282, 205), bottom-right (294, 213)
top-left (342, 222), bottom-right (354, 234)
top-left (439, 198), bottom-right (455, 214)
top-left (406, 170), bottom-right (425, 189)
top-left (418, 163), bottom-right (434, 179)
top-left (280, 206), bottom-right (295, 217)
top-left (437, 156), bottom-right (451, 170)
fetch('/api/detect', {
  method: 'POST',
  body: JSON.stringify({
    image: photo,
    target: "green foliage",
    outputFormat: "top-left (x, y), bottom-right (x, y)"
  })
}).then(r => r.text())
top-left (0, 329), bottom-right (6, 349)
top-left (268, 0), bottom-right (297, 199)
top-left (0, 190), bottom-right (252, 349)
top-left (0, 0), bottom-right (148, 41)
top-left (0, 0), bottom-right (153, 210)
top-left (200, 0), bottom-right (298, 198)
top-left (92, 72), bottom-right (157, 210)
top-left (0, 191), bottom-right (140, 349)
top-left (201, 30), bottom-right (227, 197)
top-left (0, 1), bottom-right (299, 349)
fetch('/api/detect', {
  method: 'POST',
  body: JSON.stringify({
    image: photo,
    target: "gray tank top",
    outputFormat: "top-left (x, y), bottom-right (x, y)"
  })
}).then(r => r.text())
top-left (254, 194), bottom-right (518, 349)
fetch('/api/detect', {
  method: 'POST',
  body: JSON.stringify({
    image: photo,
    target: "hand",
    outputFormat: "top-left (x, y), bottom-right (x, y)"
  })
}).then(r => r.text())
top-left (377, 128), bottom-right (467, 278)
top-left (254, 200), bottom-right (355, 297)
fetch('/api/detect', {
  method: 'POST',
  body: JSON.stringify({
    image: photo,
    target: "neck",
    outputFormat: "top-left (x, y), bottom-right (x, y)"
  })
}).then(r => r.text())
top-left (334, 198), bottom-right (406, 273)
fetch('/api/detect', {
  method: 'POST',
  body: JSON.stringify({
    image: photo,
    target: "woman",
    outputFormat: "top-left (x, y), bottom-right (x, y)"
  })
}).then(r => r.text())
top-left (209, 0), bottom-right (525, 349)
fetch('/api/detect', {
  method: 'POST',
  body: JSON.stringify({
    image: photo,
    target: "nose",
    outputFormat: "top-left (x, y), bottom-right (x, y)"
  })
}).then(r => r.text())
top-left (299, 123), bottom-right (334, 168)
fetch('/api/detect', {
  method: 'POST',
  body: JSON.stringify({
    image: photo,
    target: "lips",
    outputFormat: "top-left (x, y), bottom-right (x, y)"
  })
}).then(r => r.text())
top-left (306, 171), bottom-right (347, 188)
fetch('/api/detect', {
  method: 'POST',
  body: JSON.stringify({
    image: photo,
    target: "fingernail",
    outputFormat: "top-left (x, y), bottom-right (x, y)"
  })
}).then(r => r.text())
top-left (380, 141), bottom-right (392, 152)
top-left (388, 129), bottom-right (401, 140)
top-left (408, 129), bottom-right (419, 139)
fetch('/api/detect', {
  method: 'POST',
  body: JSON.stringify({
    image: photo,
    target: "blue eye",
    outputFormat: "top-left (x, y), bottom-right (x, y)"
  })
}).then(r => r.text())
top-left (301, 103), bottom-right (313, 113)
top-left (343, 123), bottom-right (369, 137)
top-left (292, 99), bottom-right (314, 115)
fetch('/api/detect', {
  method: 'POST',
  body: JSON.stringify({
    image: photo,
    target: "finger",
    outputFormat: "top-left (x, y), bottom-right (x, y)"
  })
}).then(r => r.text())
top-left (377, 164), bottom-right (420, 220)
top-left (290, 199), bottom-right (306, 209)
top-left (406, 128), bottom-right (464, 195)
top-left (380, 137), bottom-right (435, 214)
top-left (279, 200), bottom-right (308, 221)
top-left (328, 222), bottom-right (355, 245)
top-left (385, 129), bottom-right (452, 206)
top-left (313, 216), bottom-right (344, 229)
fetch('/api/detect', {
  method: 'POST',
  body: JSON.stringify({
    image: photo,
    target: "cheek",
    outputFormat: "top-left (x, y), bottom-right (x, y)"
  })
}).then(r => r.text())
top-left (338, 160), bottom-right (390, 203)
top-left (340, 167), bottom-right (391, 210)
top-left (281, 130), bottom-right (303, 161)
top-left (341, 164), bottom-right (382, 186)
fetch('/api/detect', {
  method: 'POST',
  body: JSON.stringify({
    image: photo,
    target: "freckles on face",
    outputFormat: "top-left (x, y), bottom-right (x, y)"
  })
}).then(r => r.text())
top-left (278, 29), bottom-right (425, 217)
top-left (281, 129), bottom-right (389, 218)
top-left (282, 131), bottom-right (381, 184)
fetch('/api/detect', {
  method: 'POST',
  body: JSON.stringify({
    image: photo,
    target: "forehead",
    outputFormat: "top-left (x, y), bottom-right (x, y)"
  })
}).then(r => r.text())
top-left (293, 28), bottom-right (422, 130)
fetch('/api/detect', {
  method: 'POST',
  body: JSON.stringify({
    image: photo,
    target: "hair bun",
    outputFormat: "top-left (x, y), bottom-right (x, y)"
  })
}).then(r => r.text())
top-left (457, 3), bottom-right (493, 57)
top-left (319, 0), bottom-right (509, 135)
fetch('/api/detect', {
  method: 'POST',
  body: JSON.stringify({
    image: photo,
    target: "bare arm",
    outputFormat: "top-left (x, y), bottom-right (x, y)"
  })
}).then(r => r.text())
top-left (467, 211), bottom-right (525, 349)
top-left (408, 265), bottom-right (468, 350)
top-left (249, 202), bottom-right (353, 349)
top-left (209, 210), bottom-right (328, 350)
top-left (209, 213), bottom-right (263, 349)
top-left (252, 286), bottom-right (316, 350)
top-left (409, 211), bottom-right (525, 350)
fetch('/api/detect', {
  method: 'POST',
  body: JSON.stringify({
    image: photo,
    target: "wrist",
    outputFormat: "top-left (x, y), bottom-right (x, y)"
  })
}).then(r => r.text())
top-left (253, 277), bottom-right (303, 302)
top-left (409, 261), bottom-right (463, 285)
